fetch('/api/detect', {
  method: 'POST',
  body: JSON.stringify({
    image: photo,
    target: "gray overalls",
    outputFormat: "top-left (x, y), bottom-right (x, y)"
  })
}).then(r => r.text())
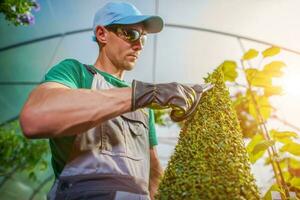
top-left (48, 65), bottom-right (150, 200)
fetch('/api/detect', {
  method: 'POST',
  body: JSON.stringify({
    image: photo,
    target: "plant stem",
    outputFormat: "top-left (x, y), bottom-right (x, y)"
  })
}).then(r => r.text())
top-left (240, 59), bottom-right (290, 199)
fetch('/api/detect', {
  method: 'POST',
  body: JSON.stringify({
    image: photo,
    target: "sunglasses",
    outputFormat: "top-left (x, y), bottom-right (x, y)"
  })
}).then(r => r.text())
top-left (106, 25), bottom-right (147, 46)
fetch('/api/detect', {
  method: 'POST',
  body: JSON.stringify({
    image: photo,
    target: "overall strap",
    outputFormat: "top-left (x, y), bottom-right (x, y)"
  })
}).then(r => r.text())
top-left (83, 64), bottom-right (97, 75)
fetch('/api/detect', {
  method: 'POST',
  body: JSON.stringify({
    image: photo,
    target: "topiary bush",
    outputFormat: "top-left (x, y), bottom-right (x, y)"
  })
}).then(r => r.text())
top-left (156, 67), bottom-right (260, 199)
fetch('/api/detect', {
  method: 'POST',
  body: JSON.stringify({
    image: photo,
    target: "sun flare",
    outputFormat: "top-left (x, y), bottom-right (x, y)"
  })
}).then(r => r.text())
top-left (272, 66), bottom-right (300, 98)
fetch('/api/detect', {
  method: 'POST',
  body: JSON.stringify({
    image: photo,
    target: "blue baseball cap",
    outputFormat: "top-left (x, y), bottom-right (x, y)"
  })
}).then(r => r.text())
top-left (92, 2), bottom-right (164, 34)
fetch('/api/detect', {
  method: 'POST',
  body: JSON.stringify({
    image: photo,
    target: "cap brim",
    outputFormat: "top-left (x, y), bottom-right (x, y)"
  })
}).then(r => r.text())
top-left (112, 15), bottom-right (164, 33)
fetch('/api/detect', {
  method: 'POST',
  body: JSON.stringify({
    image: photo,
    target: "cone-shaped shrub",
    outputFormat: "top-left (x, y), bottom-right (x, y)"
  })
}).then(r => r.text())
top-left (156, 68), bottom-right (260, 200)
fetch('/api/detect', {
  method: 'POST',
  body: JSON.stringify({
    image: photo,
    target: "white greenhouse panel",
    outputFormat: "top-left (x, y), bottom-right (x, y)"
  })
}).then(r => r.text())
top-left (0, 0), bottom-right (157, 49)
top-left (0, 85), bottom-right (36, 123)
top-left (159, 0), bottom-right (300, 53)
top-left (155, 26), bottom-right (242, 83)
top-left (0, 38), bottom-right (61, 82)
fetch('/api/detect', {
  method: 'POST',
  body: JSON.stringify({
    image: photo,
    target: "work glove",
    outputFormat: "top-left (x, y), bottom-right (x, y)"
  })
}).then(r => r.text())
top-left (131, 80), bottom-right (213, 122)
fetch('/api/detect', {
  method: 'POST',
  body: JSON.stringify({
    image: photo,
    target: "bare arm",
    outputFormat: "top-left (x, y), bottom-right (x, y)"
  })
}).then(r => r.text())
top-left (149, 146), bottom-right (164, 200)
top-left (20, 82), bottom-right (132, 138)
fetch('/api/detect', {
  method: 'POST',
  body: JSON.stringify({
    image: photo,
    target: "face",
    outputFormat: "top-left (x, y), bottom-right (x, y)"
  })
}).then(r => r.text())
top-left (104, 24), bottom-right (147, 71)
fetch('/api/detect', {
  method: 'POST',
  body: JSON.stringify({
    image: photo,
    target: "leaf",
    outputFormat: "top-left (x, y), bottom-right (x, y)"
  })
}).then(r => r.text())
top-left (220, 61), bottom-right (238, 82)
top-left (290, 177), bottom-right (300, 189)
top-left (263, 61), bottom-right (286, 77)
top-left (245, 68), bottom-right (272, 87)
top-left (289, 158), bottom-right (300, 168)
top-left (280, 142), bottom-right (300, 156)
top-left (278, 158), bottom-right (288, 170)
top-left (248, 95), bottom-right (272, 120)
top-left (245, 68), bottom-right (258, 81)
top-left (282, 171), bottom-right (292, 181)
top-left (262, 46), bottom-right (280, 58)
top-left (252, 75), bottom-right (272, 87)
top-left (246, 134), bottom-right (266, 163)
top-left (252, 140), bottom-right (275, 154)
top-left (271, 130), bottom-right (297, 145)
top-left (264, 86), bottom-right (283, 96)
top-left (247, 134), bottom-right (264, 151)
top-left (288, 159), bottom-right (300, 177)
top-left (243, 49), bottom-right (259, 60)
top-left (270, 130), bottom-right (298, 140)
top-left (273, 137), bottom-right (292, 145)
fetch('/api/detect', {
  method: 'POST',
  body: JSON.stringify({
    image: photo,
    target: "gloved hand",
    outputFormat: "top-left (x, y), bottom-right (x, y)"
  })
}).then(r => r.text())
top-left (131, 80), bottom-right (213, 122)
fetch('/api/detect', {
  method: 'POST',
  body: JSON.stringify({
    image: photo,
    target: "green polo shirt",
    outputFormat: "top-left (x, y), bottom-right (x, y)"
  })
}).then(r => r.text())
top-left (43, 58), bottom-right (158, 178)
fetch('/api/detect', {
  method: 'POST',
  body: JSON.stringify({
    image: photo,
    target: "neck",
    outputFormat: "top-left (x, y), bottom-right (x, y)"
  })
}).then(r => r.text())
top-left (93, 52), bottom-right (125, 80)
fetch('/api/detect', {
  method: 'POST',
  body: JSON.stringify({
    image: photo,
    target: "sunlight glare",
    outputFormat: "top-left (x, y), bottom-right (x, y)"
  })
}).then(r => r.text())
top-left (277, 72), bottom-right (300, 97)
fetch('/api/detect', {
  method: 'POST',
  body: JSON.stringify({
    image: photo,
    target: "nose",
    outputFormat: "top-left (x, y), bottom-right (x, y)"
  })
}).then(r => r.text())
top-left (132, 38), bottom-right (144, 51)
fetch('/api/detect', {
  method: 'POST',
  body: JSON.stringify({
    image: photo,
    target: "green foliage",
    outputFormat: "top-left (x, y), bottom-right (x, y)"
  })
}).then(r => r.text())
top-left (157, 68), bottom-right (260, 199)
top-left (280, 142), bottom-right (300, 156)
top-left (0, 0), bottom-right (40, 26)
top-left (243, 49), bottom-right (259, 60)
top-left (246, 133), bottom-right (266, 164)
top-left (0, 120), bottom-right (52, 199)
top-left (154, 109), bottom-right (171, 126)
top-left (219, 60), bottom-right (238, 82)
top-left (262, 46), bottom-right (281, 58)
top-left (248, 93), bottom-right (272, 120)
top-left (228, 46), bottom-right (287, 137)
top-left (228, 46), bottom-right (300, 198)
top-left (0, 120), bottom-right (49, 180)
top-left (263, 61), bottom-right (286, 77)
top-left (252, 140), bottom-right (275, 155)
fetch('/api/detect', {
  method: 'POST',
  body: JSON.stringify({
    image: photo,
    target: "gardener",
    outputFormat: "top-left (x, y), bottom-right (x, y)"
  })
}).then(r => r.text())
top-left (20, 2), bottom-right (212, 200)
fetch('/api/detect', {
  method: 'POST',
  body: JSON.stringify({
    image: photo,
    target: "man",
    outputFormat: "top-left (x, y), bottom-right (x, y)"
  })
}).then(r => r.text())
top-left (20, 2), bottom-right (212, 200)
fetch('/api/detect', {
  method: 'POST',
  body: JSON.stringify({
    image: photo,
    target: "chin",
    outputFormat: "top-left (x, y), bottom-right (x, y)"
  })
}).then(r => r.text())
top-left (124, 63), bottom-right (135, 71)
top-left (125, 66), bottom-right (134, 71)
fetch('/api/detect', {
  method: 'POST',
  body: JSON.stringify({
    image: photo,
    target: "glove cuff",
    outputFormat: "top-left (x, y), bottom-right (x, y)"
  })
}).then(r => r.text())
top-left (131, 80), bottom-right (157, 111)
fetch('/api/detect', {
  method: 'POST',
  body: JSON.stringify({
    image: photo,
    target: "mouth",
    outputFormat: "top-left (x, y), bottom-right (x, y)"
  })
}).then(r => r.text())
top-left (127, 53), bottom-right (139, 59)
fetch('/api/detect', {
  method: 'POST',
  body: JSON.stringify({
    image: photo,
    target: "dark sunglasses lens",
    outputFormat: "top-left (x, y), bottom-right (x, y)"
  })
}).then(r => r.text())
top-left (124, 29), bottom-right (140, 42)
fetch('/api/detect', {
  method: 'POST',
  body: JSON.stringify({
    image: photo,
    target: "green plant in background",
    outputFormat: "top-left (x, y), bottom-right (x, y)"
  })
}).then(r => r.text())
top-left (0, 0), bottom-right (40, 26)
top-left (0, 120), bottom-right (53, 200)
top-left (0, 120), bottom-right (48, 181)
top-left (156, 67), bottom-right (260, 199)
top-left (224, 46), bottom-right (300, 199)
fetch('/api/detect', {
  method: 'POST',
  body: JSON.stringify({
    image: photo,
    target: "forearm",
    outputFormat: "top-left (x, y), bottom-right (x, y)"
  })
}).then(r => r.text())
top-left (20, 83), bottom-right (132, 138)
top-left (149, 147), bottom-right (164, 200)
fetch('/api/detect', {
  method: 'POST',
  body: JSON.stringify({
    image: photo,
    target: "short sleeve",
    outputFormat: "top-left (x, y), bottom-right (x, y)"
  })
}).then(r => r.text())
top-left (42, 59), bottom-right (82, 89)
top-left (149, 109), bottom-right (158, 147)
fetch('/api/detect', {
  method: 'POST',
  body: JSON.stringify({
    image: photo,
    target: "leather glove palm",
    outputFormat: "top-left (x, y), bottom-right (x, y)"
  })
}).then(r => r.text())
top-left (131, 80), bottom-right (213, 122)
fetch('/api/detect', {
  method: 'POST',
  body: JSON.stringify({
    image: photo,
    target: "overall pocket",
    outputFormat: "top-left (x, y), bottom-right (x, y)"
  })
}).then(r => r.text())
top-left (120, 111), bottom-right (149, 160)
top-left (100, 117), bottom-right (126, 156)
top-left (99, 111), bottom-right (149, 160)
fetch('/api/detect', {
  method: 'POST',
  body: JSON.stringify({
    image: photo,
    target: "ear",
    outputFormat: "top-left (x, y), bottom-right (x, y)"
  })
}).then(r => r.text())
top-left (95, 26), bottom-right (108, 45)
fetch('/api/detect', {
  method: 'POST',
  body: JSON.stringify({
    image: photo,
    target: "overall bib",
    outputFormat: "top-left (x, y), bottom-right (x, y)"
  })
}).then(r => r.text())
top-left (48, 65), bottom-right (150, 200)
